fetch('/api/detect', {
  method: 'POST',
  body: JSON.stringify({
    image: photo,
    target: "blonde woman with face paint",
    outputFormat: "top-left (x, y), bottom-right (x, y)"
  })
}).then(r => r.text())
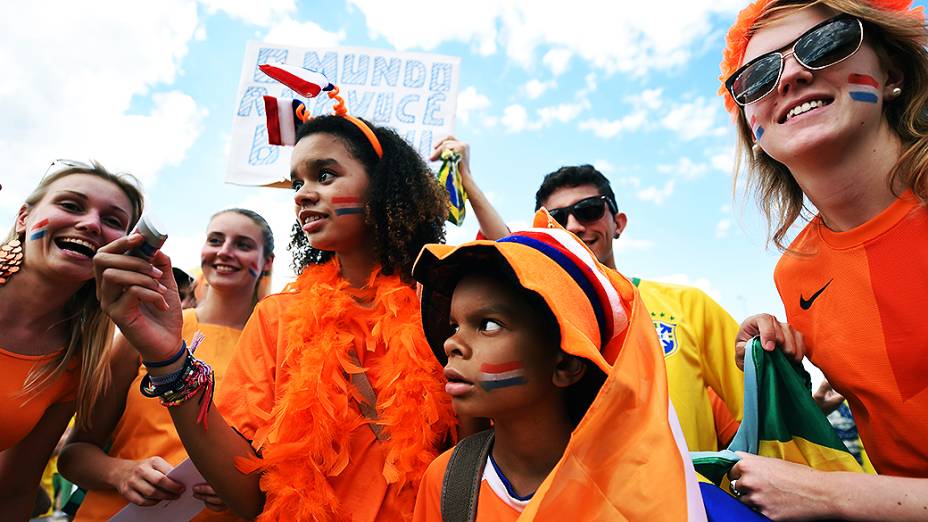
top-left (0, 161), bottom-right (143, 519)
top-left (92, 113), bottom-right (458, 520)
top-left (59, 209), bottom-right (274, 521)
top-left (721, 1), bottom-right (928, 519)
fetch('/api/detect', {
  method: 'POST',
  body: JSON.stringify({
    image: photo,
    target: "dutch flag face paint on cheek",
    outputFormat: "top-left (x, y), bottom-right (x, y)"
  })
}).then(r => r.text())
top-left (29, 219), bottom-right (49, 241)
top-left (848, 74), bottom-right (880, 104)
top-left (248, 262), bottom-right (260, 279)
top-left (478, 361), bottom-right (527, 391)
top-left (332, 196), bottom-right (364, 216)
top-left (750, 114), bottom-right (764, 140)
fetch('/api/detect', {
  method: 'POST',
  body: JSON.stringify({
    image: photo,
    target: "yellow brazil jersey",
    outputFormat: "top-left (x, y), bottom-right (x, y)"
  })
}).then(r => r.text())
top-left (633, 278), bottom-right (744, 451)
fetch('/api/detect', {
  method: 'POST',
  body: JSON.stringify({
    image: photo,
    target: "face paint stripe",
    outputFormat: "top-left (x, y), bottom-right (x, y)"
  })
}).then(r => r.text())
top-left (248, 263), bottom-right (260, 278)
top-left (334, 207), bottom-right (365, 216)
top-left (848, 74), bottom-right (879, 88)
top-left (479, 361), bottom-right (523, 373)
top-left (31, 219), bottom-right (49, 231)
top-left (849, 92), bottom-right (878, 103)
top-left (29, 230), bottom-right (47, 241)
top-left (479, 376), bottom-right (527, 391)
top-left (332, 196), bottom-right (362, 204)
top-left (479, 369), bottom-right (525, 381)
top-left (754, 126), bottom-right (764, 139)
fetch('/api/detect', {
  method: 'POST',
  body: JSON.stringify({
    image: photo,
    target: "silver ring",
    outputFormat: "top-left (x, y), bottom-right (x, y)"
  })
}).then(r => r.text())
top-left (730, 478), bottom-right (744, 497)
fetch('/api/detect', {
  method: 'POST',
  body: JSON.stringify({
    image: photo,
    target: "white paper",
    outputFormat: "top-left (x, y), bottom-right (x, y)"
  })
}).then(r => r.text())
top-left (226, 42), bottom-right (460, 187)
top-left (109, 459), bottom-right (208, 522)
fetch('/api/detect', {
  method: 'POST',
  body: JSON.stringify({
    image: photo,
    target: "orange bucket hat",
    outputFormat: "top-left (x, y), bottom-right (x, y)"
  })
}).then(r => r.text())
top-left (719, 0), bottom-right (924, 117)
top-left (412, 209), bottom-right (635, 373)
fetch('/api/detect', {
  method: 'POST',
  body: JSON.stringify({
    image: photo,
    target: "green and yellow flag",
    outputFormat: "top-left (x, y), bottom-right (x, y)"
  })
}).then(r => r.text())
top-left (437, 149), bottom-right (467, 226)
top-left (692, 338), bottom-right (865, 486)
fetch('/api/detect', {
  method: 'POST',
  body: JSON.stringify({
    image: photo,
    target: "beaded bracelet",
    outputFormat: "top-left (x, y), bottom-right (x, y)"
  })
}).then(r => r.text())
top-left (139, 332), bottom-right (214, 429)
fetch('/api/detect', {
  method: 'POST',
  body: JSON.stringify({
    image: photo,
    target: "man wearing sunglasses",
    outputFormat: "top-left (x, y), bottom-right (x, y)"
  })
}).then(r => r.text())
top-left (534, 165), bottom-right (744, 453)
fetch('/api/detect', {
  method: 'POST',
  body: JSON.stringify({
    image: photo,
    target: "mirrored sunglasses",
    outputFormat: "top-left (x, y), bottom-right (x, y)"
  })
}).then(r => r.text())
top-left (726, 15), bottom-right (864, 106)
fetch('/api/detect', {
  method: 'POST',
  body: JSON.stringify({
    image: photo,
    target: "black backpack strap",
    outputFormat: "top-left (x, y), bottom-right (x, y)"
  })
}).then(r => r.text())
top-left (440, 429), bottom-right (495, 522)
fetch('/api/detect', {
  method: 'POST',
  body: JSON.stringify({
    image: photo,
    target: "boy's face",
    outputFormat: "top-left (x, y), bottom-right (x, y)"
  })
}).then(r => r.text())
top-left (442, 273), bottom-right (562, 418)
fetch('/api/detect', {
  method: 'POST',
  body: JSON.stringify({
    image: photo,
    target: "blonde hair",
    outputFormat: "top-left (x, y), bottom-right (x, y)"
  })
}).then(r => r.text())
top-left (732, 0), bottom-right (928, 249)
top-left (5, 161), bottom-right (144, 429)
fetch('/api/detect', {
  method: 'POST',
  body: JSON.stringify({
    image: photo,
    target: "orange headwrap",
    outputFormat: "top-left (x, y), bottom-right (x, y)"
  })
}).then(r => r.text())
top-left (719, 0), bottom-right (925, 116)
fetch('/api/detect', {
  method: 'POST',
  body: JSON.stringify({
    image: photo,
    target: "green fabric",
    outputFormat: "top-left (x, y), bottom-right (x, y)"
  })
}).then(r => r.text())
top-left (691, 338), bottom-right (855, 485)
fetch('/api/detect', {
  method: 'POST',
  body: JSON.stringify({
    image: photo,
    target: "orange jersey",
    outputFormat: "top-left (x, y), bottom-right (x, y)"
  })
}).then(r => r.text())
top-left (76, 309), bottom-right (245, 521)
top-left (414, 449), bottom-right (524, 522)
top-left (775, 192), bottom-right (928, 477)
top-left (0, 347), bottom-right (78, 450)
top-left (215, 262), bottom-right (455, 521)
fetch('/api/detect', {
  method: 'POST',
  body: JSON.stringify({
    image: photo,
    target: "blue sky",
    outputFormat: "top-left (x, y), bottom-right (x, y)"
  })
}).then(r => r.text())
top-left (7, 0), bottom-right (919, 323)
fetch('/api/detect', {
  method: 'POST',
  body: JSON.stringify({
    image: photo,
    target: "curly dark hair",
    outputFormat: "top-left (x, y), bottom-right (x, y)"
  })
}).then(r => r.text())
top-left (288, 115), bottom-right (447, 283)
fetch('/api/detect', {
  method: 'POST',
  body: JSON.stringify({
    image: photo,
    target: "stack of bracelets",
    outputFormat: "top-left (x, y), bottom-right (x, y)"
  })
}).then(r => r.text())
top-left (139, 332), bottom-right (215, 429)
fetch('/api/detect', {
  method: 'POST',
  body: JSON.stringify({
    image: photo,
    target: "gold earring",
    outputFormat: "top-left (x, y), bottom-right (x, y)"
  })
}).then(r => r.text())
top-left (891, 87), bottom-right (902, 99)
top-left (0, 237), bottom-right (24, 286)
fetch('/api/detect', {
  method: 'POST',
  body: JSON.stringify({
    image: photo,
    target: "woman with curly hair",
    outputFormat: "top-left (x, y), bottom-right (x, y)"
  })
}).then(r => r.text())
top-left (92, 112), bottom-right (457, 520)
top-left (720, 0), bottom-right (928, 519)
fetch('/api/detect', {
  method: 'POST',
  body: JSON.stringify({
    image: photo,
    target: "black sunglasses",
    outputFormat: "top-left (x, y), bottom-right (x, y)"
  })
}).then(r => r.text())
top-left (548, 195), bottom-right (617, 227)
top-left (726, 15), bottom-right (864, 106)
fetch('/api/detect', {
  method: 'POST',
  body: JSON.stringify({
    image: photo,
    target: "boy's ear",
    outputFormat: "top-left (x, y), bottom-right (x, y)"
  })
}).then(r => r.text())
top-left (552, 354), bottom-right (587, 388)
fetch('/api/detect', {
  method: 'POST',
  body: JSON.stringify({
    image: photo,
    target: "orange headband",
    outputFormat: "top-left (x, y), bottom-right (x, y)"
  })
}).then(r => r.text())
top-left (293, 86), bottom-right (384, 158)
top-left (719, 0), bottom-right (925, 117)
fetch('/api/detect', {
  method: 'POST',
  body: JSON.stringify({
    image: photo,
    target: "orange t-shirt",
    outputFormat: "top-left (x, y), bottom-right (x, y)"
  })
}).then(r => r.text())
top-left (214, 263), bottom-right (455, 521)
top-left (75, 309), bottom-right (245, 521)
top-left (214, 292), bottom-right (399, 521)
top-left (775, 191), bottom-right (928, 477)
top-left (0, 347), bottom-right (79, 450)
top-left (414, 448), bottom-right (524, 522)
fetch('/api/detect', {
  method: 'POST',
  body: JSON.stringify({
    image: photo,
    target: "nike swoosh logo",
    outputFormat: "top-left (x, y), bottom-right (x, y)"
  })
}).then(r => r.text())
top-left (799, 279), bottom-right (833, 310)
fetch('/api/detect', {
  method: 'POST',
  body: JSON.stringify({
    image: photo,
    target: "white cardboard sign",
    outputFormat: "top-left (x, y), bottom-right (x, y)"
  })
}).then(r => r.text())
top-left (226, 42), bottom-right (460, 187)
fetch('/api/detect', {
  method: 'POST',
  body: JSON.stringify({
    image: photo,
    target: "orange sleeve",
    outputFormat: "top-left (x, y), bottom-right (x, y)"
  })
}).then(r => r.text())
top-left (413, 449), bottom-right (452, 522)
top-left (708, 387), bottom-right (740, 448)
top-left (214, 297), bottom-right (283, 444)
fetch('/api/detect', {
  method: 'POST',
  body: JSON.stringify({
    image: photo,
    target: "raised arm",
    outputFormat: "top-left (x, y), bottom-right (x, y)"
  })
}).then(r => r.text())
top-left (58, 334), bottom-right (186, 506)
top-left (93, 234), bottom-right (264, 517)
top-left (431, 136), bottom-right (510, 240)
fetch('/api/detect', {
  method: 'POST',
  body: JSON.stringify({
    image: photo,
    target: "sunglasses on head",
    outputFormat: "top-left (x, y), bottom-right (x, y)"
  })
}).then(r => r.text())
top-left (44, 159), bottom-right (95, 177)
top-left (726, 15), bottom-right (864, 106)
top-left (548, 195), bottom-right (617, 228)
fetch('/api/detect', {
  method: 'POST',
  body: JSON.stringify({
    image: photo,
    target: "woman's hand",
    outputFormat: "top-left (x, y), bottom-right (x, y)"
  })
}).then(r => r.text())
top-left (430, 135), bottom-right (471, 176)
top-left (735, 313), bottom-right (807, 369)
top-left (114, 457), bottom-right (185, 506)
top-left (193, 483), bottom-right (229, 512)
top-left (729, 452), bottom-right (831, 521)
top-left (813, 381), bottom-right (845, 415)
top-left (93, 234), bottom-right (183, 362)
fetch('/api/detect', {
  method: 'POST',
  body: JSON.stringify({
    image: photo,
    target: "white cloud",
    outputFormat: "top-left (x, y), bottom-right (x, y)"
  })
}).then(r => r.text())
top-left (0, 0), bottom-right (205, 214)
top-left (456, 86), bottom-right (492, 125)
top-left (262, 18), bottom-right (346, 47)
top-left (523, 79), bottom-right (556, 100)
top-left (199, 0), bottom-right (295, 27)
top-left (537, 100), bottom-right (589, 125)
top-left (710, 147), bottom-right (737, 174)
top-left (652, 273), bottom-right (723, 302)
top-left (657, 157), bottom-right (709, 180)
top-left (593, 159), bottom-right (615, 174)
top-left (501, 104), bottom-right (529, 133)
top-left (637, 180), bottom-right (676, 205)
top-left (628, 88), bottom-right (664, 110)
top-left (542, 48), bottom-right (572, 76)
top-left (716, 218), bottom-right (732, 239)
top-left (661, 97), bottom-right (725, 141)
top-left (615, 176), bottom-right (642, 189)
top-left (348, 0), bottom-right (743, 75)
top-left (579, 111), bottom-right (647, 139)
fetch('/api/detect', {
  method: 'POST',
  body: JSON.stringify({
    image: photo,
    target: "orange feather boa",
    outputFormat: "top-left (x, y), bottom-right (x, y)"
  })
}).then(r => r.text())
top-left (236, 261), bottom-right (456, 520)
